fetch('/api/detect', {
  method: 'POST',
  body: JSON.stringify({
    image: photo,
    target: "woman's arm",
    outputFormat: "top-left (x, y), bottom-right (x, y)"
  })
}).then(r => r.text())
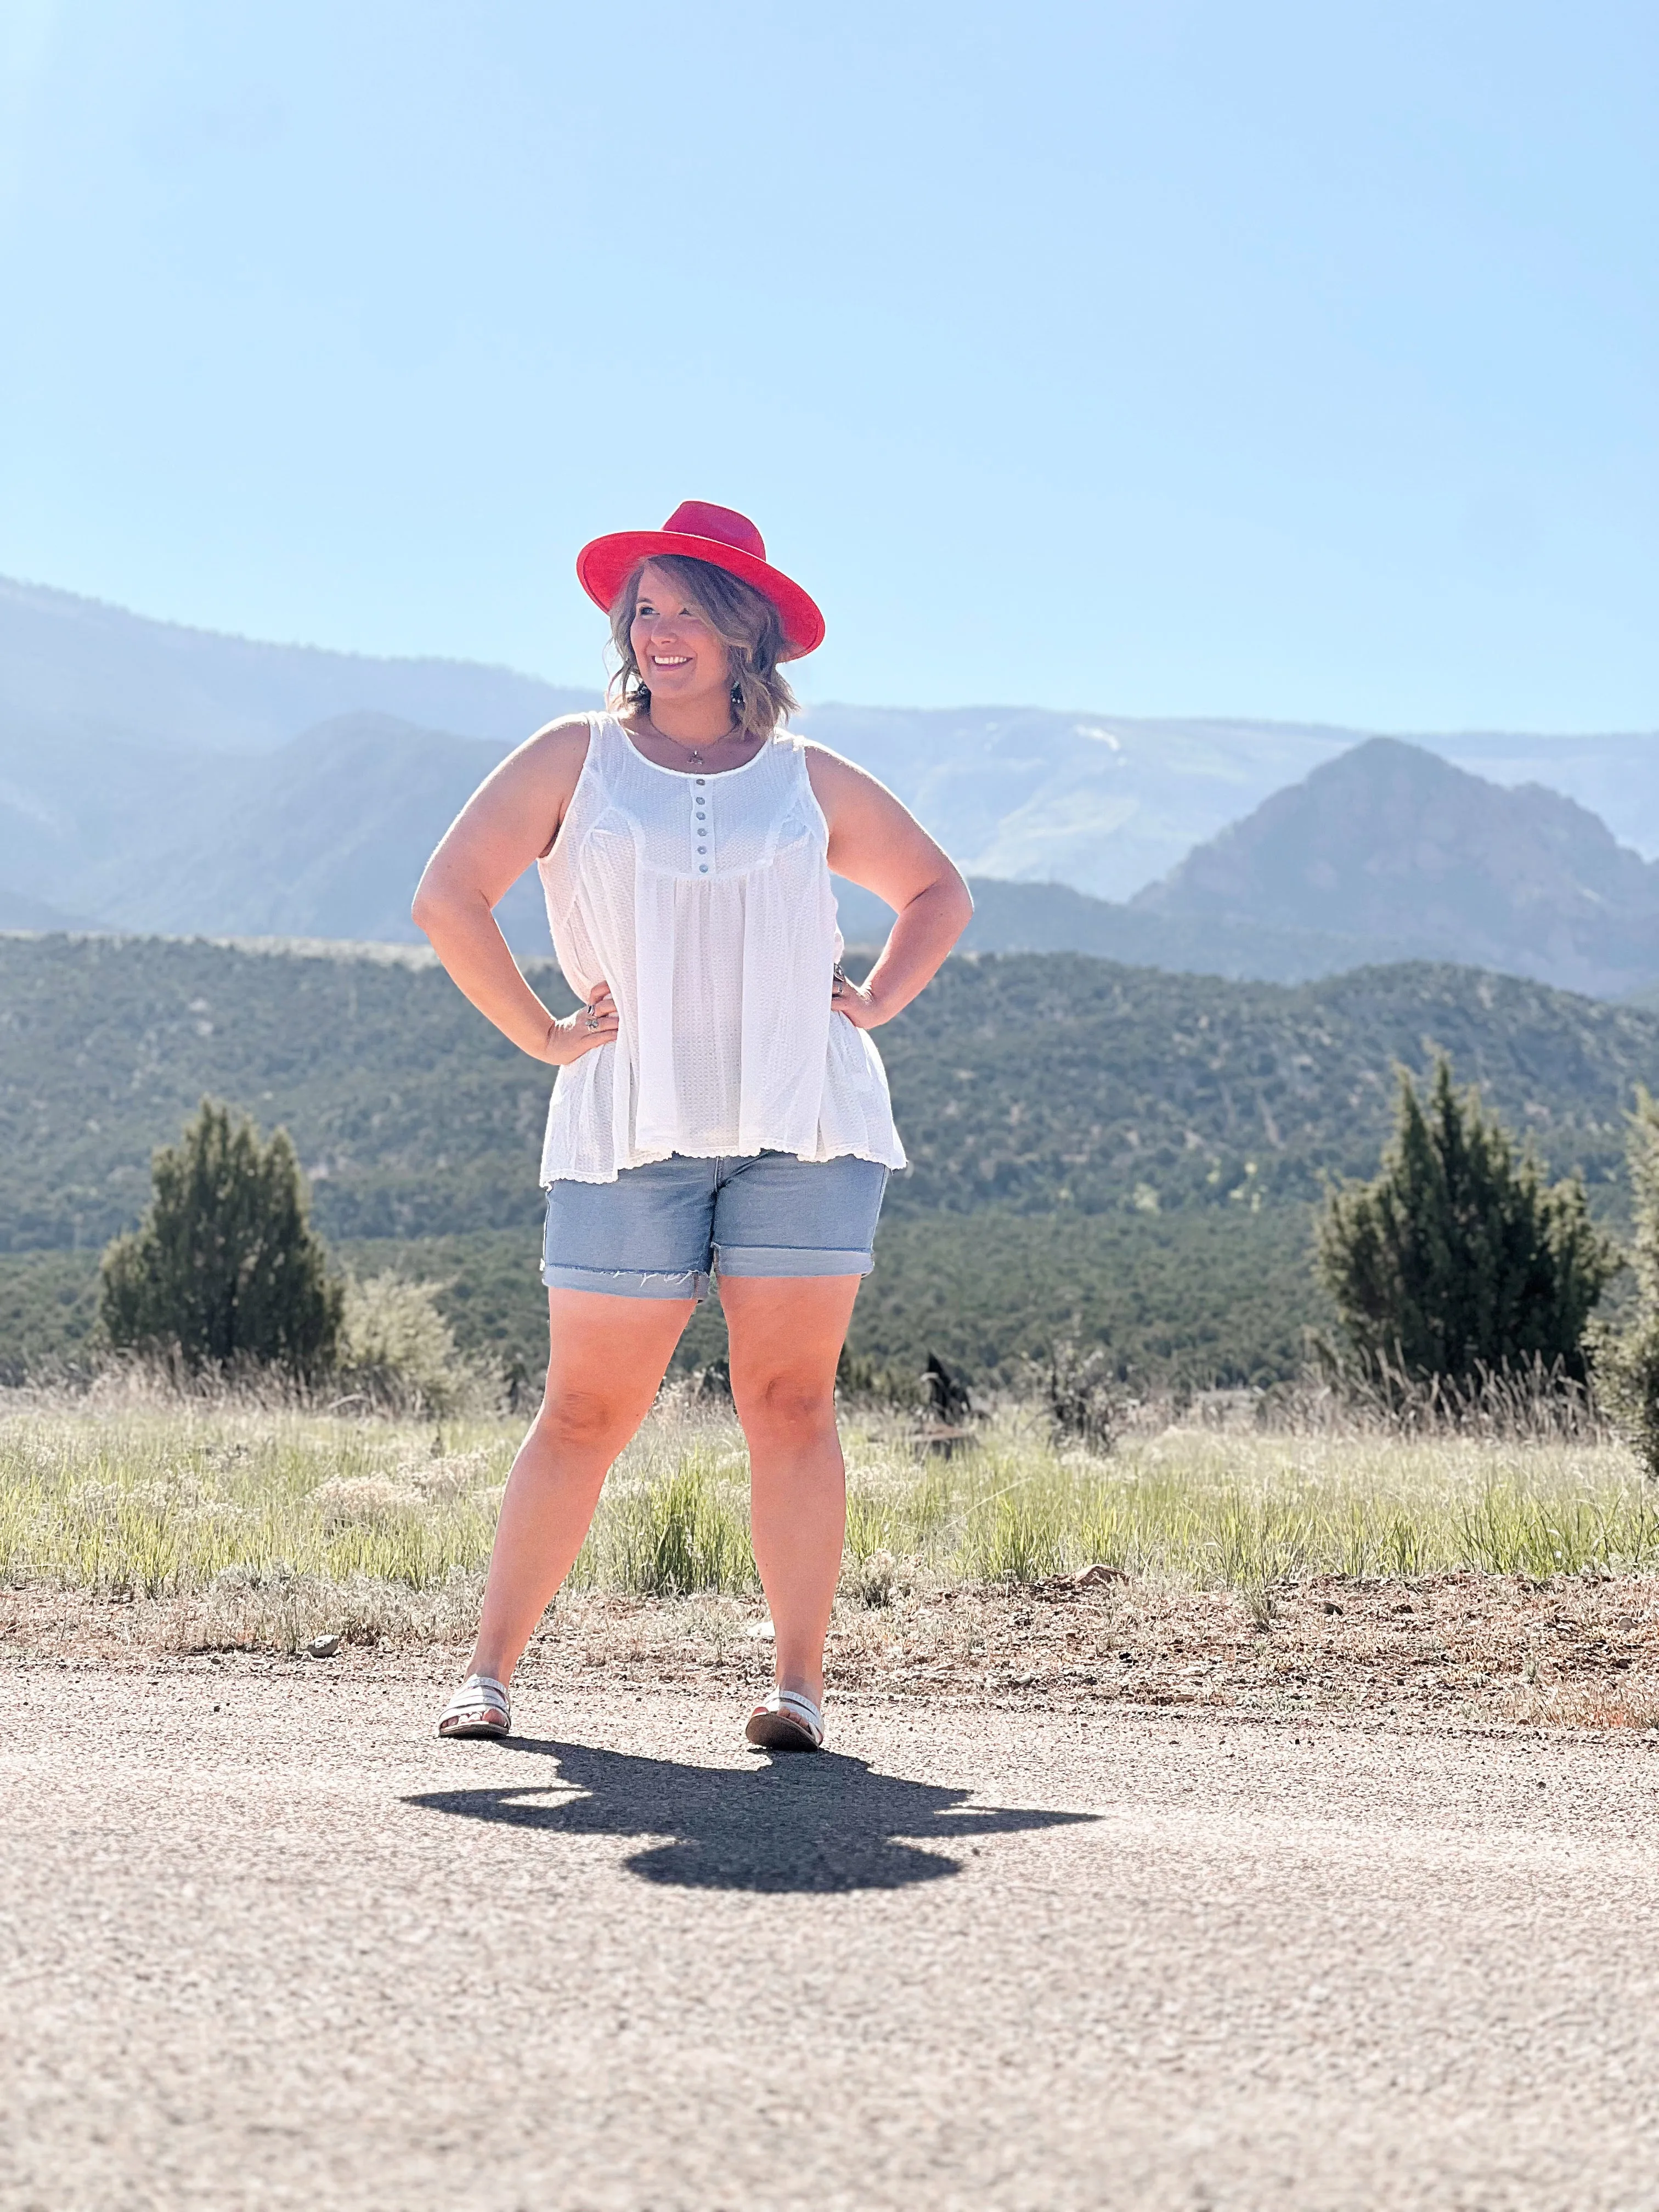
top-left (804, 746), bottom-right (973, 1028)
top-left (411, 717), bottom-right (619, 1063)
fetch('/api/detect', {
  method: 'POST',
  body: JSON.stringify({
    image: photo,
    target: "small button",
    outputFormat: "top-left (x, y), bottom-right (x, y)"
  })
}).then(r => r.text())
top-left (699, 864), bottom-right (709, 873)
top-left (697, 845), bottom-right (707, 854)
top-left (694, 777), bottom-right (706, 786)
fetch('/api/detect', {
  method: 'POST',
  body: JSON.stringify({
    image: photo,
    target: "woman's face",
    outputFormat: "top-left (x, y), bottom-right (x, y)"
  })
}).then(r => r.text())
top-left (629, 562), bottom-right (730, 710)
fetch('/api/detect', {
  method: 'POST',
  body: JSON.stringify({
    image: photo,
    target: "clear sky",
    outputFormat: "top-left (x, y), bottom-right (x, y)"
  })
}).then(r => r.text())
top-left (2, 1), bottom-right (1655, 729)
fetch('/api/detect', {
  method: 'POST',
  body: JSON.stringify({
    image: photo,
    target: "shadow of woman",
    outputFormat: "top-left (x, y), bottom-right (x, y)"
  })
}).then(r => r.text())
top-left (405, 1737), bottom-right (1097, 1894)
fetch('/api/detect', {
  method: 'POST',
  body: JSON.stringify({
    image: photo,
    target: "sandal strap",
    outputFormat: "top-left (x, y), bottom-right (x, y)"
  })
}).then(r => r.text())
top-left (441, 1672), bottom-right (510, 1720)
top-left (760, 1688), bottom-right (824, 1746)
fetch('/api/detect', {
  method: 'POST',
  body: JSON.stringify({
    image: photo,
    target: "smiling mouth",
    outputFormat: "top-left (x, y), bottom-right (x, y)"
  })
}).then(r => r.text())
top-left (650, 653), bottom-right (692, 670)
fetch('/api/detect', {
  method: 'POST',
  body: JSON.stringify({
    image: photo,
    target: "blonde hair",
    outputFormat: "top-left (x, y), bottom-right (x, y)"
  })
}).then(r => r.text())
top-left (607, 554), bottom-right (799, 742)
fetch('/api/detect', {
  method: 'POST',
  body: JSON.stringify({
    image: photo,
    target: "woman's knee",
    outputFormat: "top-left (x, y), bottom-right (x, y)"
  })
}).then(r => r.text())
top-left (535, 1381), bottom-right (641, 1457)
top-left (735, 1367), bottom-right (837, 1440)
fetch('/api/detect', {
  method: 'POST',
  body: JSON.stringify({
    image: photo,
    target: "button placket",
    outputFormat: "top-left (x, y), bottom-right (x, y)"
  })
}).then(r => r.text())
top-left (692, 778), bottom-right (710, 872)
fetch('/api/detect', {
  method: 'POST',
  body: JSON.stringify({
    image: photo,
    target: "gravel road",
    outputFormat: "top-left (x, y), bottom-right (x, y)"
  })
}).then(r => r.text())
top-left (5, 1665), bottom-right (1659, 2211)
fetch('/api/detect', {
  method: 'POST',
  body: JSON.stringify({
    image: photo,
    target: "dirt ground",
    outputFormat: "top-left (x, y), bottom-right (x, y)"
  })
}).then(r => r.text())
top-left (8, 1569), bottom-right (1659, 1731)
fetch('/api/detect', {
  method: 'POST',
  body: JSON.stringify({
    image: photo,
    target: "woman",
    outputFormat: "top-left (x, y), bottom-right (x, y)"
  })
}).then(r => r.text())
top-left (413, 501), bottom-right (970, 1751)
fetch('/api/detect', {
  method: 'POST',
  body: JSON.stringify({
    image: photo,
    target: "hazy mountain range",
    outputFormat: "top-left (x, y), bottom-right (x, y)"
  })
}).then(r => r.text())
top-left (1135, 738), bottom-right (1659, 999)
top-left (0, 574), bottom-right (586, 755)
top-left (2, 574), bottom-right (1656, 992)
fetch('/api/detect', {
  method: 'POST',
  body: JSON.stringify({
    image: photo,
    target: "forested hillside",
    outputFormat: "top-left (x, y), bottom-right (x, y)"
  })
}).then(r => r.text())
top-left (2, 933), bottom-right (1650, 1254)
top-left (4, 932), bottom-right (1650, 1386)
top-left (0, 1207), bottom-right (1329, 1392)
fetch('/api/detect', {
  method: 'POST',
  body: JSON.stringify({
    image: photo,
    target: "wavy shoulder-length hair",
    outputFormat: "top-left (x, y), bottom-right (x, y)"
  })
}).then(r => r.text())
top-left (607, 554), bottom-right (799, 742)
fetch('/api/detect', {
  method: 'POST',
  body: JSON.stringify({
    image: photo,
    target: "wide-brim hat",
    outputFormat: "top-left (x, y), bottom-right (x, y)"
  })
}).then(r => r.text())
top-left (576, 500), bottom-right (825, 659)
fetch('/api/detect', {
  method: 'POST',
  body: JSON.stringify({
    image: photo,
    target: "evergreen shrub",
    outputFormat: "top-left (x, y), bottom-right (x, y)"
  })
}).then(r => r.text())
top-left (1317, 1058), bottom-right (1613, 1383)
top-left (1591, 1089), bottom-right (1659, 1475)
top-left (99, 1099), bottom-right (341, 1378)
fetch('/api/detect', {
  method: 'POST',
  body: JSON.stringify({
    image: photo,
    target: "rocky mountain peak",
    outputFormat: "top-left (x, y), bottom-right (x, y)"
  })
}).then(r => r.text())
top-left (1132, 737), bottom-right (1659, 997)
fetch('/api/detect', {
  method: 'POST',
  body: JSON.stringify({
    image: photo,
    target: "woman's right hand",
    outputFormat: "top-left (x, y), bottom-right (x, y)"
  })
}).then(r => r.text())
top-left (543, 980), bottom-right (619, 1065)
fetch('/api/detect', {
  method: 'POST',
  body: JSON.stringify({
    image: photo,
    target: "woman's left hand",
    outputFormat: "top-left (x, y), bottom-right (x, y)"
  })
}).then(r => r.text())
top-left (831, 962), bottom-right (885, 1030)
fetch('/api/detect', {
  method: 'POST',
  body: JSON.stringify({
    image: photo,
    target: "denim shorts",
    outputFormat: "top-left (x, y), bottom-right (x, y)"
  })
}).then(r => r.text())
top-left (541, 1151), bottom-right (890, 1300)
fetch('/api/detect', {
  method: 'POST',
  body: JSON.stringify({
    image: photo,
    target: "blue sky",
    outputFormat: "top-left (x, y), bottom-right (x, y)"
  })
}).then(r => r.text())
top-left (2, 1), bottom-right (1655, 727)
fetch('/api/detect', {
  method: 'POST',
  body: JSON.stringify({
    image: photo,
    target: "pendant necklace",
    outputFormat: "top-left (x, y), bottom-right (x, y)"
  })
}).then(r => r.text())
top-left (645, 710), bottom-right (739, 769)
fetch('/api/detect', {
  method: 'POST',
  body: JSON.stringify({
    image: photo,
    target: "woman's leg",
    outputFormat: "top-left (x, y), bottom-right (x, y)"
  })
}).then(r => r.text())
top-left (721, 1274), bottom-right (863, 1708)
top-left (463, 1287), bottom-right (695, 1688)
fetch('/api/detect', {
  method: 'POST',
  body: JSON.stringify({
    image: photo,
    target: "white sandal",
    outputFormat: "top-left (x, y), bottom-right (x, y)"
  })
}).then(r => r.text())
top-left (744, 1688), bottom-right (825, 1752)
top-left (437, 1672), bottom-right (511, 1738)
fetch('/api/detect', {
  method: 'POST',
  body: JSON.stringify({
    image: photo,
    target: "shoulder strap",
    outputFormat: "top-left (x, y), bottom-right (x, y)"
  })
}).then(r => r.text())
top-left (584, 709), bottom-right (620, 776)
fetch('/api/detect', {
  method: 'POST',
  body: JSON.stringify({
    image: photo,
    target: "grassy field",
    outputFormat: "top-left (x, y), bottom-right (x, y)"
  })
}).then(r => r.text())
top-left (2, 1393), bottom-right (1652, 1654)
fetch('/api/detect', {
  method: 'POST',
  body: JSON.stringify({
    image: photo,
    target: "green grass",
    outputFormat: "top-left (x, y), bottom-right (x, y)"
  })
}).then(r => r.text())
top-left (3, 1398), bottom-right (1654, 1651)
top-left (0, 1410), bottom-right (514, 1598)
top-left (586, 1443), bottom-right (755, 1597)
top-left (836, 1423), bottom-right (1659, 1595)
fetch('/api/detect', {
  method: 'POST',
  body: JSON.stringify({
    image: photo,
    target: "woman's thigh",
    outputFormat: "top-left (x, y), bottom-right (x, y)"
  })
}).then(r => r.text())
top-left (543, 1287), bottom-right (696, 1441)
top-left (720, 1275), bottom-right (862, 1404)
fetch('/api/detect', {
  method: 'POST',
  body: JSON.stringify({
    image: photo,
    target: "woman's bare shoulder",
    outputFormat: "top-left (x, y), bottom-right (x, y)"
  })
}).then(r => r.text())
top-left (801, 740), bottom-right (900, 811)
top-left (447, 712), bottom-right (599, 855)
top-left (802, 738), bottom-right (883, 786)
top-left (499, 710), bottom-right (596, 791)
top-left (522, 709), bottom-right (599, 758)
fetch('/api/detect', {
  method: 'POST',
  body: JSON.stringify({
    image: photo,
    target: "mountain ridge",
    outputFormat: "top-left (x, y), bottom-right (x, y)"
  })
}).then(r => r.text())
top-left (6, 571), bottom-right (1658, 887)
top-left (8, 715), bottom-right (1652, 995)
top-left (1135, 737), bottom-right (1659, 997)
top-left (0, 574), bottom-right (595, 754)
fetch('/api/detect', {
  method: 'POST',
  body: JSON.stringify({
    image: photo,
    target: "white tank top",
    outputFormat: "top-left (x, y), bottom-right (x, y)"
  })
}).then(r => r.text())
top-left (536, 713), bottom-right (906, 1184)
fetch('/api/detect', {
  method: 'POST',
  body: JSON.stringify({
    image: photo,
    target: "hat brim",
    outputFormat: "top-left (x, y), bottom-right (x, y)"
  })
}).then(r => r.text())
top-left (576, 530), bottom-right (825, 659)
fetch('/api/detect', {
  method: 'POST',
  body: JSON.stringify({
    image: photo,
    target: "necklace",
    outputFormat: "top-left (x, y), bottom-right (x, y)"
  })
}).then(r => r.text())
top-left (640, 709), bottom-right (740, 768)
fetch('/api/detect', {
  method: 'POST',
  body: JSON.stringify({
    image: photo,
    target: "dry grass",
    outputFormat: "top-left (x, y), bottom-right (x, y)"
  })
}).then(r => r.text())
top-left (5, 1383), bottom-right (1659, 1726)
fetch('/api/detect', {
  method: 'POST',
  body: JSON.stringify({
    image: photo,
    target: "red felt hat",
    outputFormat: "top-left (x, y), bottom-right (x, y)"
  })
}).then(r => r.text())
top-left (575, 501), bottom-right (826, 659)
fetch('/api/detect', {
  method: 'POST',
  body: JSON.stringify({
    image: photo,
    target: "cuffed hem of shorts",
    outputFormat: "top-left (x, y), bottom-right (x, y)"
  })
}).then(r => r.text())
top-left (540, 1263), bottom-right (710, 1300)
top-left (712, 1243), bottom-right (876, 1279)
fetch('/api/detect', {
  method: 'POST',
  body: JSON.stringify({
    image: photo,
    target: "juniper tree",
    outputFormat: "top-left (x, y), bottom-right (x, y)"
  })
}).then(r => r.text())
top-left (1316, 1057), bottom-right (1612, 1383)
top-left (1590, 1089), bottom-right (1659, 1474)
top-left (100, 1099), bottom-right (342, 1376)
